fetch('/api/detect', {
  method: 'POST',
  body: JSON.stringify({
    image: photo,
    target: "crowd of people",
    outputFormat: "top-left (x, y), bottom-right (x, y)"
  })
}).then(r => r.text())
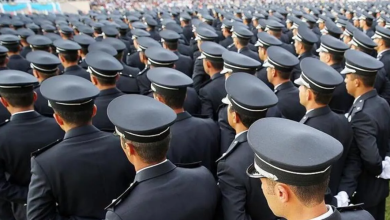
top-left (0, 0), bottom-right (389, 219)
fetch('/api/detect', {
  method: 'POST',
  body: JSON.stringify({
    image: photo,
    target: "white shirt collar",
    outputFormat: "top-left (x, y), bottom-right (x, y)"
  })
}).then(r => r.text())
top-left (235, 130), bottom-right (247, 139)
top-left (309, 205), bottom-right (333, 220)
top-left (136, 159), bottom-right (168, 174)
top-left (306, 109), bottom-right (315, 114)
top-left (353, 95), bottom-right (362, 104)
top-left (11, 110), bottom-right (35, 116)
top-left (378, 48), bottom-right (390, 58)
top-left (274, 83), bottom-right (283, 91)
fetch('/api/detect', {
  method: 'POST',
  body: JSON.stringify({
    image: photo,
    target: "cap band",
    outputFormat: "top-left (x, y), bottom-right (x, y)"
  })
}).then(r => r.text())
top-left (87, 66), bottom-right (119, 78)
top-left (115, 126), bottom-right (171, 143)
top-left (30, 63), bottom-right (58, 73)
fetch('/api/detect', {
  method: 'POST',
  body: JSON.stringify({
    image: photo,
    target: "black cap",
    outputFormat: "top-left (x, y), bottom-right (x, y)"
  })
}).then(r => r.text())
top-left (102, 25), bottom-right (119, 37)
top-left (316, 14), bottom-right (328, 24)
top-left (255, 32), bottom-right (282, 48)
top-left (131, 29), bottom-right (150, 39)
top-left (40, 75), bottom-right (99, 111)
top-left (145, 17), bottom-right (157, 27)
top-left (145, 47), bottom-right (178, 66)
top-left (0, 70), bottom-right (38, 93)
top-left (131, 21), bottom-right (147, 30)
top-left (137, 37), bottom-right (161, 51)
top-left (0, 28), bottom-right (17, 36)
top-left (179, 13), bottom-right (191, 21)
top-left (108, 94), bottom-right (177, 143)
top-left (221, 19), bottom-right (234, 30)
top-left (26, 51), bottom-right (60, 73)
top-left (53, 39), bottom-right (81, 53)
top-left (264, 19), bottom-right (284, 32)
top-left (0, 34), bottom-right (20, 46)
top-left (349, 30), bottom-right (377, 50)
top-left (295, 58), bottom-right (343, 93)
top-left (232, 25), bottom-right (253, 39)
top-left (41, 24), bottom-right (56, 33)
top-left (59, 25), bottom-right (74, 35)
top-left (222, 73), bottom-right (277, 117)
top-left (292, 25), bottom-right (318, 45)
top-left (195, 27), bottom-right (218, 41)
top-left (221, 51), bottom-right (261, 74)
top-left (0, 45), bottom-right (8, 56)
top-left (147, 67), bottom-right (192, 95)
top-left (88, 42), bottom-right (118, 56)
top-left (317, 35), bottom-right (349, 54)
top-left (263, 46), bottom-right (299, 72)
top-left (27, 35), bottom-right (52, 49)
top-left (341, 49), bottom-right (384, 76)
top-left (321, 20), bottom-right (343, 37)
top-left (372, 25), bottom-right (390, 40)
top-left (343, 23), bottom-right (357, 37)
top-left (359, 11), bottom-right (375, 21)
top-left (44, 33), bottom-right (62, 42)
top-left (336, 19), bottom-right (348, 28)
top-left (11, 20), bottom-right (24, 28)
top-left (246, 117), bottom-right (343, 186)
top-left (159, 30), bottom-right (180, 42)
top-left (73, 34), bottom-right (96, 47)
top-left (102, 38), bottom-right (126, 51)
top-left (85, 52), bottom-right (123, 78)
top-left (17, 28), bottom-right (35, 38)
top-left (302, 14), bottom-right (317, 23)
top-left (199, 41), bottom-right (227, 62)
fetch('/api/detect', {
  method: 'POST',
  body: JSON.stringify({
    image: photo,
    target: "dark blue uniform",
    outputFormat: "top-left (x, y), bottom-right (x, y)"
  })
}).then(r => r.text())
top-left (20, 46), bottom-right (32, 58)
top-left (219, 36), bottom-right (233, 48)
top-left (291, 52), bottom-right (318, 82)
top-left (93, 88), bottom-right (124, 132)
top-left (218, 105), bottom-right (235, 156)
top-left (0, 111), bottom-right (64, 219)
top-left (192, 57), bottom-right (210, 92)
top-left (199, 73), bottom-right (226, 120)
top-left (7, 54), bottom-right (31, 73)
top-left (182, 25), bottom-right (193, 44)
top-left (329, 63), bottom-right (354, 114)
top-left (238, 46), bottom-right (260, 62)
top-left (256, 67), bottom-right (274, 90)
top-left (217, 131), bottom-right (276, 220)
top-left (27, 125), bottom-right (135, 220)
top-left (178, 44), bottom-right (192, 58)
top-left (34, 85), bottom-right (54, 117)
top-left (117, 63), bottom-right (140, 94)
top-left (105, 160), bottom-right (219, 220)
top-left (169, 112), bottom-right (219, 175)
top-left (63, 65), bottom-right (91, 81)
top-left (126, 51), bottom-right (145, 71)
top-left (79, 58), bottom-right (88, 69)
top-left (173, 51), bottom-right (193, 78)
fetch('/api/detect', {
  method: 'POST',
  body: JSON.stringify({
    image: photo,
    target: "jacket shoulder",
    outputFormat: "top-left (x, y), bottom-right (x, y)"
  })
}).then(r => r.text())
top-left (31, 139), bottom-right (63, 157)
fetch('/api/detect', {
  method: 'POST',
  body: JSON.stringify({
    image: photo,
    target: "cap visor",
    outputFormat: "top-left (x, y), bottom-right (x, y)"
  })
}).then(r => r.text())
top-left (246, 163), bottom-right (266, 178)
top-left (254, 41), bottom-right (261, 47)
top-left (316, 46), bottom-right (327, 53)
top-left (199, 53), bottom-right (206, 59)
top-left (262, 60), bottom-right (273, 68)
top-left (194, 36), bottom-right (200, 41)
top-left (294, 76), bottom-right (306, 86)
top-left (221, 95), bottom-right (231, 105)
top-left (340, 66), bottom-right (356, 75)
top-left (371, 34), bottom-right (381, 39)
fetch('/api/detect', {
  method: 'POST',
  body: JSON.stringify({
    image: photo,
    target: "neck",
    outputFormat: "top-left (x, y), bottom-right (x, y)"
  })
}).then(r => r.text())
top-left (236, 44), bottom-right (244, 50)
top-left (286, 202), bottom-right (328, 220)
top-left (378, 46), bottom-right (389, 53)
top-left (7, 52), bottom-right (19, 56)
top-left (234, 123), bottom-right (248, 136)
top-left (326, 60), bottom-right (336, 66)
top-left (97, 84), bottom-right (116, 91)
top-left (363, 25), bottom-right (370, 31)
top-left (63, 122), bottom-right (92, 133)
top-left (134, 158), bottom-right (166, 172)
top-left (63, 62), bottom-right (78, 68)
top-left (271, 78), bottom-right (290, 87)
top-left (298, 50), bottom-right (307, 56)
top-left (8, 106), bottom-right (34, 115)
top-left (21, 42), bottom-right (29, 47)
top-left (304, 102), bottom-right (327, 112)
top-left (173, 108), bottom-right (185, 114)
top-left (353, 87), bottom-right (374, 99)
top-left (207, 69), bottom-right (220, 77)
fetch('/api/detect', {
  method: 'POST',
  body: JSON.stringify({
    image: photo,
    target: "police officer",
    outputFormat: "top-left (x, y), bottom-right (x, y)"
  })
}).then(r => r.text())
top-left (372, 25), bottom-right (390, 81)
top-left (26, 51), bottom-right (61, 117)
top-left (102, 38), bottom-right (140, 94)
top-left (264, 19), bottom-right (296, 55)
top-left (247, 117), bottom-right (374, 220)
top-left (145, 17), bottom-right (161, 42)
top-left (58, 25), bottom-right (74, 40)
top-left (295, 58), bottom-right (353, 204)
top-left (0, 35), bottom-right (31, 73)
top-left (217, 73), bottom-right (277, 220)
top-left (264, 46), bottom-right (305, 122)
top-left (255, 32), bottom-right (283, 89)
top-left (53, 39), bottom-right (90, 81)
top-left (126, 29), bottom-right (151, 70)
top-left (291, 25), bottom-right (319, 82)
top-left (148, 67), bottom-right (219, 175)
top-left (26, 35), bottom-right (52, 53)
top-left (18, 28), bottom-right (35, 58)
top-left (85, 51), bottom-right (124, 131)
top-left (321, 20), bottom-right (343, 39)
top-left (73, 34), bottom-right (96, 69)
top-left (27, 75), bottom-right (135, 219)
top-left (198, 42), bottom-right (227, 120)
top-left (0, 70), bottom-right (63, 220)
top-left (160, 30), bottom-right (193, 78)
top-left (317, 35), bottom-right (353, 113)
top-left (359, 12), bottom-right (375, 38)
top-left (105, 94), bottom-right (219, 220)
top-left (0, 46), bottom-right (10, 122)
top-left (231, 25), bottom-right (260, 62)
top-left (337, 50), bottom-right (390, 220)
top-left (219, 20), bottom-right (234, 49)
top-left (180, 13), bottom-right (193, 44)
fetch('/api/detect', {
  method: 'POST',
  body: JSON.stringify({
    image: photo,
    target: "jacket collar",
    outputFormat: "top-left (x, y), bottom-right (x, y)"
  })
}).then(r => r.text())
top-left (99, 87), bottom-right (123, 96)
top-left (211, 72), bottom-right (223, 80)
top-left (298, 51), bottom-right (313, 60)
top-left (300, 106), bottom-right (331, 124)
top-left (175, 111), bottom-right (192, 122)
top-left (65, 65), bottom-right (82, 72)
top-left (135, 160), bottom-right (176, 182)
top-left (330, 63), bottom-right (343, 72)
top-left (9, 54), bottom-right (22, 59)
top-left (216, 130), bottom-right (248, 162)
top-left (238, 46), bottom-right (249, 53)
top-left (354, 89), bottom-right (377, 105)
top-left (275, 81), bottom-right (295, 92)
top-left (64, 125), bottom-right (100, 140)
top-left (10, 110), bottom-right (40, 121)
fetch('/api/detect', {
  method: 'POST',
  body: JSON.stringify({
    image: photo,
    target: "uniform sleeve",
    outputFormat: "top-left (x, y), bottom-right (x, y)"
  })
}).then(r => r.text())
top-left (217, 161), bottom-right (252, 220)
top-left (218, 110), bottom-right (235, 156)
top-left (291, 65), bottom-right (301, 85)
top-left (374, 68), bottom-right (390, 105)
top-left (0, 158), bottom-right (28, 203)
top-left (199, 89), bottom-right (214, 119)
top-left (192, 59), bottom-right (207, 92)
top-left (338, 143), bottom-right (362, 197)
top-left (351, 112), bottom-right (383, 176)
top-left (105, 211), bottom-right (124, 220)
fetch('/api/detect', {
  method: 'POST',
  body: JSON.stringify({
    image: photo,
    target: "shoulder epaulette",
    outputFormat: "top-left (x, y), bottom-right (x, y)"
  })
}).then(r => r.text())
top-left (175, 161), bottom-right (202, 168)
top-left (105, 181), bottom-right (139, 211)
top-left (0, 119), bottom-right (9, 127)
top-left (138, 68), bottom-right (148, 76)
top-left (354, 99), bottom-right (365, 114)
top-left (336, 203), bottom-right (364, 212)
top-left (31, 139), bottom-right (63, 157)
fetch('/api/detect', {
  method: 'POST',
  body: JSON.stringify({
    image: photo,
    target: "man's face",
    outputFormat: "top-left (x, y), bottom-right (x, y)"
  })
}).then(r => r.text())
top-left (294, 40), bottom-right (301, 54)
top-left (343, 35), bottom-right (352, 44)
top-left (260, 178), bottom-right (282, 217)
top-left (318, 22), bottom-right (325, 30)
top-left (197, 39), bottom-right (202, 50)
top-left (298, 85), bottom-right (308, 106)
top-left (258, 47), bottom-right (265, 61)
top-left (227, 104), bottom-right (234, 128)
top-left (319, 51), bottom-right (328, 63)
top-left (353, 20), bottom-right (359, 27)
top-left (292, 28), bottom-right (298, 36)
top-left (359, 19), bottom-right (365, 28)
top-left (266, 66), bottom-right (274, 83)
top-left (344, 73), bottom-right (355, 96)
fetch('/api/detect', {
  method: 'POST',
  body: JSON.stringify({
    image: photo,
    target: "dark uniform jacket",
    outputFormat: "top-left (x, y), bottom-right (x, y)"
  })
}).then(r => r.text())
top-left (199, 73), bottom-right (226, 120)
top-left (339, 90), bottom-right (390, 209)
top-left (20, 46), bottom-right (32, 58)
top-left (364, 28), bottom-right (375, 38)
top-left (63, 65), bottom-right (91, 81)
top-left (256, 67), bottom-right (274, 90)
top-left (169, 112), bottom-right (220, 175)
top-left (93, 88), bottom-right (124, 132)
top-left (329, 63), bottom-right (354, 114)
top-left (218, 105), bottom-right (235, 156)
top-left (291, 51), bottom-right (318, 83)
top-left (178, 44), bottom-right (192, 58)
top-left (105, 160), bottom-right (219, 220)
top-left (173, 51), bottom-right (193, 78)
top-left (0, 111), bottom-right (64, 219)
top-left (126, 51), bottom-right (145, 71)
top-left (182, 25), bottom-right (193, 44)
top-left (192, 57), bottom-right (210, 92)
top-left (217, 131), bottom-right (276, 220)
top-left (323, 206), bottom-right (375, 220)
top-left (300, 106), bottom-right (353, 199)
top-left (34, 85), bottom-right (54, 117)
top-left (136, 66), bottom-right (151, 95)
top-left (27, 125), bottom-right (135, 220)
top-left (377, 49), bottom-right (390, 81)
top-left (374, 66), bottom-right (390, 105)
top-left (183, 87), bottom-right (201, 115)
top-left (117, 62), bottom-right (140, 94)
top-left (268, 81), bottom-right (306, 122)
top-left (79, 58), bottom-right (88, 69)
top-left (237, 46), bottom-right (261, 62)
top-left (0, 105), bottom-right (10, 123)
top-left (7, 54), bottom-right (31, 73)
top-left (148, 29), bottom-right (161, 42)
top-left (219, 35), bottom-right (233, 49)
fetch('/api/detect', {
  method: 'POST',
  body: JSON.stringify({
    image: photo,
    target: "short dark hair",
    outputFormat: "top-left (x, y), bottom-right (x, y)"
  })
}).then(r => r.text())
top-left (207, 59), bottom-right (224, 70)
top-left (329, 53), bottom-right (344, 63)
top-left (157, 90), bottom-right (186, 109)
top-left (0, 90), bottom-right (34, 107)
top-left (312, 90), bottom-right (333, 105)
top-left (237, 38), bottom-right (250, 46)
top-left (35, 69), bottom-right (58, 80)
top-left (54, 106), bottom-right (94, 126)
top-left (0, 56), bottom-right (7, 66)
top-left (357, 45), bottom-right (375, 56)
top-left (115, 50), bottom-right (124, 61)
top-left (93, 74), bottom-right (117, 86)
top-left (33, 46), bottom-right (50, 52)
top-left (94, 28), bottom-right (102, 34)
top-left (365, 19), bottom-right (373, 27)
top-left (352, 73), bottom-right (376, 87)
top-left (276, 69), bottom-right (291, 80)
top-left (302, 42), bottom-right (313, 53)
top-left (229, 105), bottom-right (266, 128)
top-left (80, 47), bottom-right (88, 55)
top-left (6, 45), bottom-right (19, 53)
top-left (383, 39), bottom-right (390, 48)
top-left (164, 41), bottom-right (178, 50)
top-left (60, 52), bottom-right (78, 62)
top-left (124, 134), bottom-right (170, 163)
top-left (150, 63), bottom-right (174, 68)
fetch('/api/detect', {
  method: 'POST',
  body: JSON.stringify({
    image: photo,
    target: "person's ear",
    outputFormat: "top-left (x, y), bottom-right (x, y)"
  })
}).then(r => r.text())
top-left (206, 60), bottom-right (212, 69)
top-left (272, 68), bottom-right (277, 78)
top-left (326, 53), bottom-right (332, 63)
top-left (90, 75), bottom-right (98, 85)
top-left (59, 54), bottom-right (65, 63)
top-left (33, 91), bottom-right (38, 103)
top-left (53, 112), bottom-right (64, 127)
top-left (354, 77), bottom-right (360, 88)
top-left (0, 97), bottom-right (9, 108)
top-left (32, 69), bottom-right (39, 79)
top-left (155, 93), bottom-right (165, 104)
top-left (233, 111), bottom-right (239, 123)
top-left (275, 183), bottom-right (289, 203)
top-left (307, 89), bottom-right (313, 101)
top-left (128, 142), bottom-right (136, 156)
top-left (92, 104), bottom-right (97, 118)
